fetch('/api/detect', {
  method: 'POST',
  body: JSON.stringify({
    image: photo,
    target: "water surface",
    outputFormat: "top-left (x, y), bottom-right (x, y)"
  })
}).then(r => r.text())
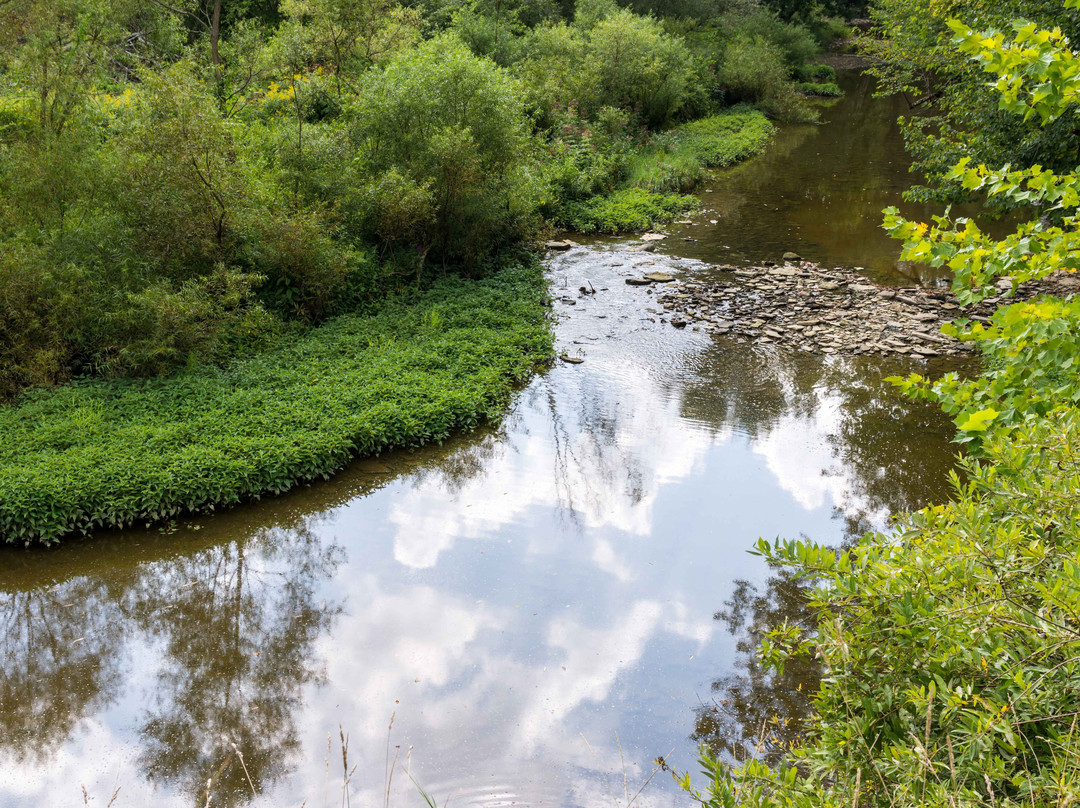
top-left (0, 74), bottom-right (963, 808)
top-left (661, 68), bottom-right (999, 285)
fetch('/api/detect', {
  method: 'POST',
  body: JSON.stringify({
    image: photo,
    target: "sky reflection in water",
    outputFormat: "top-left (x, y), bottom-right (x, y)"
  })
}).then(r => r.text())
top-left (0, 75), bottom-right (963, 808)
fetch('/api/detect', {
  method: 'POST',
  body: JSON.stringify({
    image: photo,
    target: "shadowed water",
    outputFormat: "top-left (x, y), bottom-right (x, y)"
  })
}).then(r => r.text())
top-left (659, 68), bottom-right (1004, 286)
top-left (0, 74), bottom-right (963, 808)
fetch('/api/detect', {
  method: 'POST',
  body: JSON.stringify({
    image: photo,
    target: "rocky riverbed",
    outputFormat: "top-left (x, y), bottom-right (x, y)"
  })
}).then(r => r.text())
top-left (627, 259), bottom-right (1080, 358)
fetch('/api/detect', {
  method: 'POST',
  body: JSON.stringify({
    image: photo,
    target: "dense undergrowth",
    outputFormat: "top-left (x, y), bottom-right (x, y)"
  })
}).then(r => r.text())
top-left (0, 262), bottom-right (551, 545)
top-left (0, 0), bottom-right (844, 400)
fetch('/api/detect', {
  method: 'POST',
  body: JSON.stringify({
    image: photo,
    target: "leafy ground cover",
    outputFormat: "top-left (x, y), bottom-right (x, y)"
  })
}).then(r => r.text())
top-left (0, 262), bottom-right (552, 545)
top-left (795, 81), bottom-right (842, 96)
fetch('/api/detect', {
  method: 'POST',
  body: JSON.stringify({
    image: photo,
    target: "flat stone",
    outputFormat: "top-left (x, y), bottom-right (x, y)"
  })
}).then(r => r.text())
top-left (559, 355), bottom-right (585, 364)
top-left (546, 240), bottom-right (575, 250)
top-left (625, 277), bottom-right (652, 286)
top-left (640, 233), bottom-right (667, 241)
top-left (643, 272), bottom-right (676, 283)
top-left (769, 268), bottom-right (798, 277)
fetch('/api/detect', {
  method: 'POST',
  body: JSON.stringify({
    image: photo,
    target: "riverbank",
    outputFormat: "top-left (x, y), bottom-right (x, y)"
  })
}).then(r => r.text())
top-left (552, 107), bottom-right (776, 235)
top-left (0, 262), bottom-right (552, 546)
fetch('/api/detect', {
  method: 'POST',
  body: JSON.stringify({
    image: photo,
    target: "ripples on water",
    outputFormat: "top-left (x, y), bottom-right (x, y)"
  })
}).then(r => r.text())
top-left (0, 73), bottom-right (965, 808)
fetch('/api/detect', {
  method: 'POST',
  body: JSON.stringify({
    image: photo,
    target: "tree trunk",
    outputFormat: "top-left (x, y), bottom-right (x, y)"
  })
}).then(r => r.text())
top-left (210, 0), bottom-right (222, 79)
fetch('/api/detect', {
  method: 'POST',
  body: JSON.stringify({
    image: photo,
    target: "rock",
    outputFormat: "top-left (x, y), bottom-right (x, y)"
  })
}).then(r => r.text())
top-left (671, 319), bottom-right (688, 329)
top-left (914, 346), bottom-right (940, 357)
top-left (644, 272), bottom-right (676, 283)
top-left (851, 284), bottom-right (877, 293)
top-left (769, 267), bottom-right (797, 277)
top-left (559, 355), bottom-right (584, 364)
top-left (640, 233), bottom-right (667, 241)
top-left (545, 240), bottom-right (575, 250)
top-left (782, 251), bottom-right (802, 262)
top-left (626, 277), bottom-right (652, 286)
top-left (820, 281), bottom-right (843, 291)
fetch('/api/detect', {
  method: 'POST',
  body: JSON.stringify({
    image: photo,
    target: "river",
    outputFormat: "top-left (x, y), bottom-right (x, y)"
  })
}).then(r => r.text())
top-left (0, 70), bottom-right (963, 808)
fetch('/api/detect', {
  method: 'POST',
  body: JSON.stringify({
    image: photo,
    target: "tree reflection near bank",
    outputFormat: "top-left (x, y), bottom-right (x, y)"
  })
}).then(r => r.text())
top-left (692, 565), bottom-right (819, 767)
top-left (0, 514), bottom-right (342, 807)
top-left (683, 342), bottom-right (959, 540)
top-left (0, 577), bottom-right (125, 766)
top-left (122, 523), bottom-right (343, 806)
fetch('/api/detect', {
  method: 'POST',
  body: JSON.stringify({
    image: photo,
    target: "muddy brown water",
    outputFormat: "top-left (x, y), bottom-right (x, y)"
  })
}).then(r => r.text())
top-left (0, 73), bottom-right (966, 807)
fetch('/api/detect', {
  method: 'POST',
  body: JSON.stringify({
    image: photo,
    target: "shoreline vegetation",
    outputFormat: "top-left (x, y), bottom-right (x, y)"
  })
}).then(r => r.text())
top-left (676, 2), bottom-right (1080, 806)
top-left (0, 263), bottom-right (551, 545)
top-left (0, 0), bottom-right (847, 544)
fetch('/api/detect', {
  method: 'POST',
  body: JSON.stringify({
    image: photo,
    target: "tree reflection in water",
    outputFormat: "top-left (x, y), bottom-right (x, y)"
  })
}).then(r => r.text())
top-left (683, 343), bottom-right (958, 540)
top-left (120, 523), bottom-right (343, 807)
top-left (692, 565), bottom-right (819, 767)
top-left (0, 578), bottom-right (125, 765)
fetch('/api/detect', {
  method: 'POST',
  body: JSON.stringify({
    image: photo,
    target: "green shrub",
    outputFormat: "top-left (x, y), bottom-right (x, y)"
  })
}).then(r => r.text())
top-left (352, 35), bottom-right (541, 265)
top-left (716, 35), bottom-right (790, 105)
top-left (248, 206), bottom-right (352, 321)
top-left (794, 81), bottom-right (842, 97)
top-left (0, 241), bottom-right (67, 398)
top-left (731, 11), bottom-right (819, 68)
top-left (0, 261), bottom-right (552, 545)
top-left (516, 23), bottom-right (593, 127)
top-left (792, 63), bottom-right (837, 82)
top-left (804, 15), bottom-right (851, 48)
top-left (586, 9), bottom-right (697, 128)
top-left (679, 411), bottom-right (1080, 808)
top-left (559, 187), bottom-right (696, 232)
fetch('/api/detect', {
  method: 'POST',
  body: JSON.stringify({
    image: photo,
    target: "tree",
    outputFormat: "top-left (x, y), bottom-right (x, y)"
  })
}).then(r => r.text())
top-left (861, 0), bottom-right (1080, 207)
top-left (351, 36), bottom-right (540, 264)
top-left (884, 7), bottom-right (1080, 449)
